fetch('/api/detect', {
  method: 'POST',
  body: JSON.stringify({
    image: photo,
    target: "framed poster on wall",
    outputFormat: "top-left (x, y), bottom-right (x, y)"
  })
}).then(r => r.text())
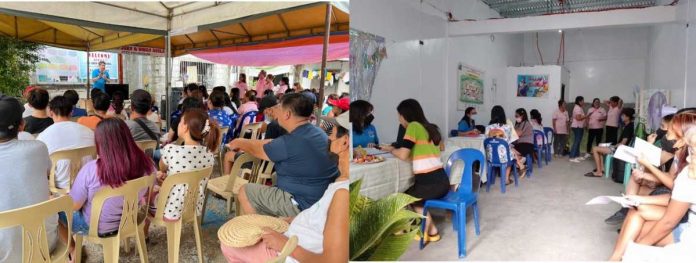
top-left (516, 74), bottom-right (549, 98)
top-left (457, 64), bottom-right (484, 110)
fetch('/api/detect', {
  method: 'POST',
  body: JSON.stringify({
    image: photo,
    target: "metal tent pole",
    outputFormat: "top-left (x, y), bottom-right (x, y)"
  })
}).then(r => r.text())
top-left (165, 10), bottom-right (172, 130)
top-left (317, 3), bottom-right (332, 125)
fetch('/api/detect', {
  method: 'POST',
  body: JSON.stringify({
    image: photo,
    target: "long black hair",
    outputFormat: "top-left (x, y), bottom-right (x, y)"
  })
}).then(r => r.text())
top-left (350, 100), bottom-right (374, 134)
top-left (460, 107), bottom-right (475, 127)
top-left (575, 96), bottom-right (584, 106)
top-left (530, 109), bottom-right (542, 125)
top-left (489, 105), bottom-right (506, 125)
top-left (396, 99), bottom-right (441, 145)
top-left (515, 108), bottom-right (530, 130)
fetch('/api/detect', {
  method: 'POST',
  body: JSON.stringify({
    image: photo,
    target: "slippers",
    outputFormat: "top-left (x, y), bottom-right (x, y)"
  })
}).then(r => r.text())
top-left (415, 233), bottom-right (441, 242)
top-left (584, 172), bottom-right (602, 177)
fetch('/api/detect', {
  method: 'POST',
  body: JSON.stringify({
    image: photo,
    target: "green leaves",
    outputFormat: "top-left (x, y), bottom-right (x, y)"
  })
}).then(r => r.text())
top-left (0, 36), bottom-right (42, 97)
top-left (349, 179), bottom-right (423, 261)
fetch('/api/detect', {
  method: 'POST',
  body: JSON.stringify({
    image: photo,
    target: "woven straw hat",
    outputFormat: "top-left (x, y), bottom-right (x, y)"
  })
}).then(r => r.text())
top-left (218, 214), bottom-right (289, 247)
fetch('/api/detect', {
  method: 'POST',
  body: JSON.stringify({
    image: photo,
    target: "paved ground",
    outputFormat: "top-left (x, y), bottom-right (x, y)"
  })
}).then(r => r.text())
top-left (400, 156), bottom-right (624, 261)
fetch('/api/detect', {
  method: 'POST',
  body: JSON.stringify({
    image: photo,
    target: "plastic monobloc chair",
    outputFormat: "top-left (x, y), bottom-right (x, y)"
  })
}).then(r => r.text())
top-left (419, 148), bottom-right (482, 258)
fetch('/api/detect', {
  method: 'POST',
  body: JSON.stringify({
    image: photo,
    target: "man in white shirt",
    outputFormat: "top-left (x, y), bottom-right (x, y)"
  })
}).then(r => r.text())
top-left (37, 96), bottom-right (94, 189)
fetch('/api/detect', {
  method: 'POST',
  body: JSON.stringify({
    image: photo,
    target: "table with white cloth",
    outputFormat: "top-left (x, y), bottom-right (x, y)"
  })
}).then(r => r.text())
top-left (442, 135), bottom-right (487, 185)
top-left (351, 135), bottom-right (488, 200)
top-left (350, 156), bottom-right (414, 200)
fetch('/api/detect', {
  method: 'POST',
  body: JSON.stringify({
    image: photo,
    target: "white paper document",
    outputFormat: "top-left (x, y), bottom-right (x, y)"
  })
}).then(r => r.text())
top-left (586, 195), bottom-right (640, 208)
top-left (612, 138), bottom-right (661, 167)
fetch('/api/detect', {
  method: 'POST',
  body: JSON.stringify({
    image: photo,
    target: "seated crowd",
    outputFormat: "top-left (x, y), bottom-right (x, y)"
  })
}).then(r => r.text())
top-left (0, 80), bottom-right (349, 262)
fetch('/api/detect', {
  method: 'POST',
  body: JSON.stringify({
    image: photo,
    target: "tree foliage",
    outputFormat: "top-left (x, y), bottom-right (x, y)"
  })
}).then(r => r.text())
top-left (0, 36), bottom-right (42, 97)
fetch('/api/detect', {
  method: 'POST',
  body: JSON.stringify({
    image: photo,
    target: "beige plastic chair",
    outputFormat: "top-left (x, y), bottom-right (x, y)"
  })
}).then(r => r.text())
top-left (250, 160), bottom-right (275, 185)
top-left (215, 127), bottom-right (230, 177)
top-left (266, 235), bottom-right (298, 263)
top-left (237, 122), bottom-right (264, 140)
top-left (135, 140), bottom-right (157, 153)
top-left (0, 195), bottom-right (73, 263)
top-left (150, 167), bottom-right (213, 263)
top-left (48, 146), bottom-right (97, 195)
top-left (202, 153), bottom-right (260, 222)
top-left (135, 140), bottom-right (158, 159)
top-left (73, 175), bottom-right (153, 263)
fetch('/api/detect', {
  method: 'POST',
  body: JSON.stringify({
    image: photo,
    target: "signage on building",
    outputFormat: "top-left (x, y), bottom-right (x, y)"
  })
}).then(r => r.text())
top-left (119, 46), bottom-right (165, 57)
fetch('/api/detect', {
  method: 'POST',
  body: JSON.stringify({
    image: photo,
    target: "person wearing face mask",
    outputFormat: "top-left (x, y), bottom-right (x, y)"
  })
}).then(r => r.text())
top-left (604, 113), bottom-right (682, 225)
top-left (230, 93), bottom-right (339, 218)
top-left (457, 107), bottom-right (480, 136)
top-left (258, 94), bottom-right (287, 139)
top-left (350, 100), bottom-right (379, 148)
top-left (513, 108), bottom-right (535, 178)
top-left (220, 112), bottom-right (349, 263)
top-left (608, 110), bottom-right (696, 261)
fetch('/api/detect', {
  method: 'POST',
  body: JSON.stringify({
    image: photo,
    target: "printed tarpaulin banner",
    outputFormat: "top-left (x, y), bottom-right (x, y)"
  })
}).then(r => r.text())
top-left (349, 29), bottom-right (386, 102)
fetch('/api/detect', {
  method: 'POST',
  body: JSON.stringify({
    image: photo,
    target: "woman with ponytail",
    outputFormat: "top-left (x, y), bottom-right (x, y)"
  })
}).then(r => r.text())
top-left (154, 108), bottom-right (220, 221)
top-left (380, 99), bottom-right (449, 244)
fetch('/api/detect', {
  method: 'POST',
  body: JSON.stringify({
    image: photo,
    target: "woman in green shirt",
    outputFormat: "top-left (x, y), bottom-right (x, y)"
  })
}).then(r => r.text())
top-left (382, 99), bottom-right (450, 243)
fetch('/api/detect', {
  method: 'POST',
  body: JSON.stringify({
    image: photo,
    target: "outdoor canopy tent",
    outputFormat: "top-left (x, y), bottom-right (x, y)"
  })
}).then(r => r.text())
top-left (0, 1), bottom-right (349, 56)
top-left (190, 34), bottom-right (348, 66)
top-left (0, 1), bottom-right (349, 127)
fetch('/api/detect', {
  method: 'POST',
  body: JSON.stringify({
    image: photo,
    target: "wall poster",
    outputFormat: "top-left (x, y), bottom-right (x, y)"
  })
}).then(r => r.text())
top-left (458, 64), bottom-right (484, 110)
top-left (516, 74), bottom-right (549, 98)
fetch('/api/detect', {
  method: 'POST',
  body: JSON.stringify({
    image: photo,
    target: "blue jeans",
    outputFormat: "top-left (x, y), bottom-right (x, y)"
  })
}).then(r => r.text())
top-left (570, 128), bottom-right (584, 158)
top-left (58, 211), bottom-right (90, 235)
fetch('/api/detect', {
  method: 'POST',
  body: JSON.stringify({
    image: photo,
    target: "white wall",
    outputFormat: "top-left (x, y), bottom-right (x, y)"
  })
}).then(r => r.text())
top-left (446, 34), bottom-right (524, 133)
top-left (522, 27), bottom-right (650, 103)
top-left (351, 0), bottom-right (450, 143)
top-left (686, 0), bottom-right (696, 106)
top-left (351, 0), bottom-right (521, 142)
top-left (647, 23), bottom-right (686, 106)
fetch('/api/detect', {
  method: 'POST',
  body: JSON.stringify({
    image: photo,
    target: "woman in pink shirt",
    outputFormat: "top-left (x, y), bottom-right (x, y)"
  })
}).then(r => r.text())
top-left (605, 96), bottom-right (622, 144)
top-left (585, 98), bottom-right (608, 159)
top-left (552, 100), bottom-right (570, 158)
top-left (255, 70), bottom-right (268, 96)
top-left (237, 90), bottom-right (259, 128)
top-left (234, 73), bottom-right (248, 95)
top-left (570, 96), bottom-right (587, 162)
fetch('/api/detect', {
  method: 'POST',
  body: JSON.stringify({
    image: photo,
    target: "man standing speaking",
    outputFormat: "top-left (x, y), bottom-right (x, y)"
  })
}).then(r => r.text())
top-left (91, 61), bottom-right (110, 92)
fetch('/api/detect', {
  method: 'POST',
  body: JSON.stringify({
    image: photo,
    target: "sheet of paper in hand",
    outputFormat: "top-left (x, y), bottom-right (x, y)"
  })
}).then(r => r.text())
top-left (586, 195), bottom-right (640, 208)
top-left (633, 137), bottom-right (662, 167)
top-left (613, 138), bottom-right (661, 166)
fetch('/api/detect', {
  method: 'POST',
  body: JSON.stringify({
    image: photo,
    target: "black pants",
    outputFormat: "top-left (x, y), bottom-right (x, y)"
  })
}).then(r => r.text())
top-left (605, 126), bottom-right (618, 145)
top-left (587, 128), bottom-right (603, 154)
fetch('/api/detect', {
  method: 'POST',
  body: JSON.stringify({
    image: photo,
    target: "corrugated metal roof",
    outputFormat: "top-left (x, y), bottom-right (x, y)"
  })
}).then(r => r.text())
top-left (482, 0), bottom-right (656, 18)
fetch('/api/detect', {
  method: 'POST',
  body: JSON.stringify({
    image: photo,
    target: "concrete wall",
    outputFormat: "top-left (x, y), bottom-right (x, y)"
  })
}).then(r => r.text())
top-left (522, 27), bottom-right (650, 103)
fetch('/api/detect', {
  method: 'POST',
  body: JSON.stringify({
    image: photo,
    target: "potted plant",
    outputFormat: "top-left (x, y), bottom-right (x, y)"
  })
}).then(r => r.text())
top-left (350, 179), bottom-right (423, 261)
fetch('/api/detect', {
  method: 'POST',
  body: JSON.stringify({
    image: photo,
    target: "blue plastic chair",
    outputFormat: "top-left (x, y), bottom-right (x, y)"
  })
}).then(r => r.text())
top-left (483, 138), bottom-right (520, 193)
top-left (420, 148), bottom-right (482, 258)
top-left (233, 111), bottom-right (258, 138)
top-left (543, 127), bottom-right (554, 162)
top-left (533, 130), bottom-right (548, 168)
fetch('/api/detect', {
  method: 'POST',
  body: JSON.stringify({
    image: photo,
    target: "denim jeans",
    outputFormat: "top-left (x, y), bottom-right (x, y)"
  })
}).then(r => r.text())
top-left (570, 128), bottom-right (584, 158)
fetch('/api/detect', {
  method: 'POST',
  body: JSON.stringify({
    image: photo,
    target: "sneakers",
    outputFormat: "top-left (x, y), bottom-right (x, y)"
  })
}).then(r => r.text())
top-left (605, 208), bottom-right (628, 225)
top-left (569, 158), bottom-right (581, 163)
top-left (583, 153), bottom-right (592, 159)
